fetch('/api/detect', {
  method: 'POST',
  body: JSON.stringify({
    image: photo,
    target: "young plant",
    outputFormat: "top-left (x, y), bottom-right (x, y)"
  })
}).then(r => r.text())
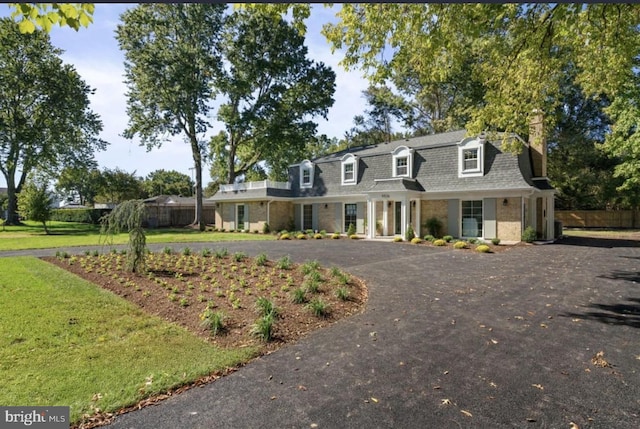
top-left (255, 297), bottom-right (279, 318)
top-left (200, 309), bottom-right (225, 336)
top-left (307, 298), bottom-right (330, 318)
top-left (276, 255), bottom-right (292, 270)
top-left (254, 253), bottom-right (268, 266)
top-left (300, 260), bottom-right (320, 275)
top-left (453, 241), bottom-right (468, 249)
top-left (291, 287), bottom-right (307, 304)
top-left (335, 287), bottom-right (350, 301)
top-left (476, 244), bottom-right (492, 253)
top-left (491, 237), bottom-right (501, 245)
top-left (251, 313), bottom-right (275, 342)
top-left (233, 252), bottom-right (247, 262)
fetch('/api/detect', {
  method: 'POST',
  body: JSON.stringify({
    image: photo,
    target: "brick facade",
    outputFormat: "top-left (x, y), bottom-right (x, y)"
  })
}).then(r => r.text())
top-left (496, 197), bottom-right (522, 242)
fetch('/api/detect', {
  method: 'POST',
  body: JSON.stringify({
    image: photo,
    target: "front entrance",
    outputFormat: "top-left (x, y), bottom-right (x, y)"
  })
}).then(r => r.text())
top-left (394, 201), bottom-right (402, 235)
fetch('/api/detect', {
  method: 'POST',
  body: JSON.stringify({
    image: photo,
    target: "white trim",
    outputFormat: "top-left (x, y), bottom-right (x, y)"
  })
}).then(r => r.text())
top-left (458, 137), bottom-right (485, 178)
top-left (460, 199), bottom-right (484, 238)
top-left (300, 160), bottom-right (314, 189)
top-left (341, 153), bottom-right (358, 185)
top-left (391, 146), bottom-right (414, 178)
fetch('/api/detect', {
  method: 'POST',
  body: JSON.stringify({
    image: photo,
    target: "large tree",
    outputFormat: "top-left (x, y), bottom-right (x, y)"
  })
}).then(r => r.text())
top-left (209, 8), bottom-right (335, 184)
top-left (0, 18), bottom-right (105, 224)
top-left (143, 169), bottom-right (194, 197)
top-left (116, 3), bottom-right (225, 231)
top-left (8, 3), bottom-right (94, 33)
top-left (321, 4), bottom-right (640, 145)
top-left (94, 168), bottom-right (144, 204)
top-left (56, 165), bottom-right (102, 206)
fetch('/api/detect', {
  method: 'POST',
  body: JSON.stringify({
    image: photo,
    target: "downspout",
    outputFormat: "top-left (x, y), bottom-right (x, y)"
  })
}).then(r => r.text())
top-left (266, 200), bottom-right (274, 229)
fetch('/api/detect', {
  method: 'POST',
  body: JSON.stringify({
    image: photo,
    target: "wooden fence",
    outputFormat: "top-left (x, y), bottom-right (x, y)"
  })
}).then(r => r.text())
top-left (555, 210), bottom-right (639, 228)
top-left (145, 206), bottom-right (215, 228)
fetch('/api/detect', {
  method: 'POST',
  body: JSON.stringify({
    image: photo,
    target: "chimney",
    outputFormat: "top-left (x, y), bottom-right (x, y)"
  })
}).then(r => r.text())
top-left (529, 110), bottom-right (546, 177)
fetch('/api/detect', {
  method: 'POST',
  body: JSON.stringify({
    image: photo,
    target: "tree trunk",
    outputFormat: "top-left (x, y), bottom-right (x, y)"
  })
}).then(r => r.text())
top-left (42, 220), bottom-right (49, 235)
top-left (4, 177), bottom-right (20, 225)
top-left (189, 132), bottom-right (205, 231)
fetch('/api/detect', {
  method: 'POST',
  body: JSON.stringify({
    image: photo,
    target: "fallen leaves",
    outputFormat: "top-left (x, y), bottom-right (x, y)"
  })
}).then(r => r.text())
top-left (461, 409), bottom-right (473, 417)
top-left (591, 351), bottom-right (610, 368)
top-left (532, 384), bottom-right (544, 390)
top-left (441, 398), bottom-right (452, 406)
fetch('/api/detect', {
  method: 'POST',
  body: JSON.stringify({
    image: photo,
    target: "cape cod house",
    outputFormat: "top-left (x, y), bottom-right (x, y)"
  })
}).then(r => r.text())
top-left (210, 118), bottom-right (555, 242)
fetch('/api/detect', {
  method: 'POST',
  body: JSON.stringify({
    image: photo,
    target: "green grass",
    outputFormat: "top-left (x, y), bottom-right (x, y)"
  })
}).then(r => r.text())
top-left (0, 257), bottom-right (258, 423)
top-left (0, 221), bottom-right (274, 251)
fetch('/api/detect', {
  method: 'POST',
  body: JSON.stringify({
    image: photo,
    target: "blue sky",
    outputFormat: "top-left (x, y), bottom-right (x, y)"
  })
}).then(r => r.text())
top-left (1, 4), bottom-right (370, 188)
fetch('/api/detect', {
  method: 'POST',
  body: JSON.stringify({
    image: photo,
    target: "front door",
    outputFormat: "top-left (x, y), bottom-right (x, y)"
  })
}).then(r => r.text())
top-left (394, 201), bottom-right (402, 235)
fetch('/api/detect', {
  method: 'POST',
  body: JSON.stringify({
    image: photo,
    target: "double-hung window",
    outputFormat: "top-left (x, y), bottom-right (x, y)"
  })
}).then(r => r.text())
top-left (458, 137), bottom-right (485, 177)
top-left (341, 154), bottom-right (358, 185)
top-left (300, 160), bottom-right (314, 188)
top-left (391, 146), bottom-right (413, 178)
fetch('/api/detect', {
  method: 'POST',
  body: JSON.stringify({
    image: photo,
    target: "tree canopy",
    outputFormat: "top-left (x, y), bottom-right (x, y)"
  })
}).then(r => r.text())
top-left (116, 3), bottom-right (226, 231)
top-left (143, 169), bottom-right (193, 198)
top-left (0, 18), bottom-right (105, 224)
top-left (8, 3), bottom-right (94, 33)
top-left (18, 174), bottom-right (53, 234)
top-left (208, 9), bottom-right (335, 184)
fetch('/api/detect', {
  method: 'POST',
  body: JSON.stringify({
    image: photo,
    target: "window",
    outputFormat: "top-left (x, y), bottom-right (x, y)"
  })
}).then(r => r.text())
top-left (341, 154), bottom-right (358, 185)
top-left (344, 203), bottom-right (357, 232)
top-left (392, 146), bottom-right (413, 178)
top-left (458, 137), bottom-right (485, 177)
top-left (461, 200), bottom-right (483, 237)
top-left (463, 148), bottom-right (478, 171)
top-left (396, 157), bottom-right (408, 176)
top-left (299, 160), bottom-right (314, 188)
top-left (236, 204), bottom-right (246, 231)
top-left (303, 204), bottom-right (313, 231)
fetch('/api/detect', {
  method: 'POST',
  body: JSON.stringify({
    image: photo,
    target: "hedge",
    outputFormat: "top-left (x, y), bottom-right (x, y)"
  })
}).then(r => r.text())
top-left (50, 208), bottom-right (109, 224)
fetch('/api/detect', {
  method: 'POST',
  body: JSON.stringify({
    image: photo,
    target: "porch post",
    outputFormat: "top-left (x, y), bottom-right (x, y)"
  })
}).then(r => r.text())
top-left (415, 199), bottom-right (421, 238)
top-left (382, 200), bottom-right (389, 236)
top-left (401, 197), bottom-right (409, 240)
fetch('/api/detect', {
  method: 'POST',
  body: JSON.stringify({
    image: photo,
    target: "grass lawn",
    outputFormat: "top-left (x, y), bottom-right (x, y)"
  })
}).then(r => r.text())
top-left (0, 257), bottom-right (258, 424)
top-left (0, 221), bottom-right (274, 251)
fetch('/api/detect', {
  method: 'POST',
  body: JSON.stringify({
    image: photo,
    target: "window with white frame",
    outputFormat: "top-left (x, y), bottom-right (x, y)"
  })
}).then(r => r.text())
top-left (236, 204), bottom-right (246, 231)
top-left (461, 200), bottom-right (483, 237)
top-left (299, 160), bottom-right (314, 188)
top-left (458, 137), bottom-right (485, 177)
top-left (341, 154), bottom-right (358, 184)
top-left (392, 146), bottom-right (413, 178)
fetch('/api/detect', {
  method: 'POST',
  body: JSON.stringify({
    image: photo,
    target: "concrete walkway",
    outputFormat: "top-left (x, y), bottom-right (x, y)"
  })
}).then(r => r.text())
top-left (4, 237), bottom-right (639, 428)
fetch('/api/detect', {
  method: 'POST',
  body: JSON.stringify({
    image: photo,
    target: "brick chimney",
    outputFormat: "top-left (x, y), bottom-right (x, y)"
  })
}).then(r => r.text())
top-left (529, 110), bottom-right (546, 177)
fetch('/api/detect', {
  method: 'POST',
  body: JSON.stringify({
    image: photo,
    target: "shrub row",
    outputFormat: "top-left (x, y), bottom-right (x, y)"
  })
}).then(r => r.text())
top-left (50, 208), bottom-right (110, 224)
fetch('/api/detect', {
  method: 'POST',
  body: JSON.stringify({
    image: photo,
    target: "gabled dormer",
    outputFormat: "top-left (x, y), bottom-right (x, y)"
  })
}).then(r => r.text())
top-left (341, 153), bottom-right (358, 185)
top-left (299, 159), bottom-right (314, 189)
top-left (458, 136), bottom-right (485, 178)
top-left (391, 145), bottom-right (414, 178)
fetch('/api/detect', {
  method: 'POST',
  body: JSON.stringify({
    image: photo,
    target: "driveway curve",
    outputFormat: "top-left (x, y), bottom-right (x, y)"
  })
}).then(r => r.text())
top-left (4, 238), bottom-right (639, 428)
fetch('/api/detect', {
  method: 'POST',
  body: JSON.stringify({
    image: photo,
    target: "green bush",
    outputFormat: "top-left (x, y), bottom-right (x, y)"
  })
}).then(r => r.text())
top-left (251, 313), bottom-right (275, 341)
top-left (335, 287), bottom-right (350, 301)
top-left (296, 233), bottom-right (307, 240)
top-left (476, 244), bottom-right (491, 253)
top-left (425, 217), bottom-right (443, 237)
top-left (406, 224), bottom-right (415, 241)
top-left (443, 235), bottom-right (453, 242)
top-left (346, 223), bottom-right (356, 237)
top-left (262, 222), bottom-right (270, 234)
top-left (433, 239), bottom-right (446, 246)
top-left (411, 237), bottom-right (423, 244)
top-left (453, 241), bottom-right (468, 249)
top-left (314, 233), bottom-right (323, 239)
top-left (200, 309), bottom-right (225, 336)
top-left (393, 236), bottom-right (403, 242)
top-left (50, 208), bottom-right (108, 224)
top-left (279, 233), bottom-right (291, 240)
top-left (423, 234), bottom-right (435, 242)
top-left (349, 234), bottom-right (360, 239)
top-left (491, 237), bottom-right (501, 245)
top-left (307, 298), bottom-right (330, 317)
top-left (331, 233), bottom-right (340, 239)
top-left (522, 226), bottom-right (536, 243)
top-left (467, 238), bottom-right (479, 244)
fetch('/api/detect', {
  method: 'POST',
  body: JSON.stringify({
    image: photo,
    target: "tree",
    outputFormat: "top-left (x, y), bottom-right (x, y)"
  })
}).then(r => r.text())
top-left (116, 3), bottom-right (225, 231)
top-left (209, 8), bottom-right (335, 183)
top-left (0, 18), bottom-right (105, 224)
top-left (101, 200), bottom-right (147, 274)
top-left (322, 4), bottom-right (640, 142)
top-left (143, 169), bottom-right (194, 197)
top-left (56, 165), bottom-right (102, 206)
top-left (95, 168), bottom-right (144, 204)
top-left (8, 3), bottom-right (94, 33)
top-left (17, 175), bottom-right (53, 234)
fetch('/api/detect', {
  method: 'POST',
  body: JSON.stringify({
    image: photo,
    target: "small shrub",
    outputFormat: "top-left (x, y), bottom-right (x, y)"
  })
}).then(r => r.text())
top-left (255, 297), bottom-right (279, 317)
top-left (291, 287), bottom-right (307, 304)
top-left (253, 230), bottom-right (259, 234)
top-left (522, 226), bottom-right (536, 243)
top-left (330, 266), bottom-right (342, 277)
top-left (182, 247), bottom-right (191, 256)
top-left (335, 287), bottom-right (350, 301)
top-left (331, 233), bottom-right (340, 239)
top-left (346, 223), bottom-right (356, 237)
top-left (491, 237), bottom-right (501, 245)
top-left (314, 233), bottom-right (323, 239)
top-left (301, 260), bottom-right (321, 275)
top-left (319, 230), bottom-right (327, 237)
top-left (433, 239), bottom-right (446, 246)
top-left (306, 229), bottom-right (314, 235)
top-left (411, 237), bottom-right (423, 244)
top-left (476, 244), bottom-right (491, 253)
top-left (467, 238), bottom-right (479, 244)
top-left (304, 278), bottom-right (320, 294)
top-left (200, 309), bottom-right (225, 336)
top-left (251, 313), bottom-right (275, 341)
top-left (393, 236), bottom-right (403, 242)
top-left (453, 241), bottom-right (468, 249)
top-left (276, 255), bottom-right (292, 270)
top-left (423, 234), bottom-right (435, 242)
top-left (443, 235), bottom-right (453, 242)
top-left (162, 246), bottom-right (172, 255)
top-left (233, 252), bottom-right (247, 262)
top-left (307, 298), bottom-right (330, 317)
top-left (406, 224), bottom-right (415, 241)
top-left (280, 233), bottom-right (291, 240)
top-left (214, 247), bottom-right (228, 258)
top-left (201, 248), bottom-right (212, 257)
top-left (179, 298), bottom-right (189, 307)
top-left (425, 217), bottom-right (443, 237)
top-left (262, 222), bottom-right (270, 234)
top-left (296, 233), bottom-right (307, 240)
top-left (337, 272), bottom-right (350, 286)
top-left (255, 253), bottom-right (268, 266)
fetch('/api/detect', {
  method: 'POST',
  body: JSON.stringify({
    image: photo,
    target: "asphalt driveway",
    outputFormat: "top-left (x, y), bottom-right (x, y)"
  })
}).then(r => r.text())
top-left (5, 237), bottom-right (639, 428)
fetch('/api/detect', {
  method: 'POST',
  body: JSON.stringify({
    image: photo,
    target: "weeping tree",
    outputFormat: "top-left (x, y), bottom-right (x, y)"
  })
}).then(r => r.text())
top-left (100, 200), bottom-right (147, 274)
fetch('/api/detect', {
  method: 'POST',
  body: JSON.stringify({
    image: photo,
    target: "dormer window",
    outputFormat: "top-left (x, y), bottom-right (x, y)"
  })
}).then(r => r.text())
top-left (392, 146), bottom-right (413, 178)
top-left (300, 160), bottom-right (314, 188)
top-left (341, 153), bottom-right (358, 185)
top-left (458, 137), bottom-right (485, 178)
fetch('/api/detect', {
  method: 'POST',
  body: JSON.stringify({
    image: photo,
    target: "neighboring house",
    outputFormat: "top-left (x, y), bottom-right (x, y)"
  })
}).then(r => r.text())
top-left (143, 195), bottom-right (215, 227)
top-left (210, 118), bottom-right (555, 242)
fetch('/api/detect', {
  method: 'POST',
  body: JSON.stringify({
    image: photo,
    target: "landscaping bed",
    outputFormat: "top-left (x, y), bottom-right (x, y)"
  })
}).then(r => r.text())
top-left (44, 248), bottom-right (367, 352)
